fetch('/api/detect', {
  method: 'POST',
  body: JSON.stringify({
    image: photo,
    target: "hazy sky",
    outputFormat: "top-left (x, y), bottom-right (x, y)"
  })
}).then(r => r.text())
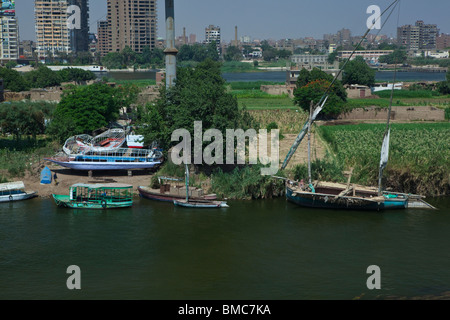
top-left (16, 0), bottom-right (450, 42)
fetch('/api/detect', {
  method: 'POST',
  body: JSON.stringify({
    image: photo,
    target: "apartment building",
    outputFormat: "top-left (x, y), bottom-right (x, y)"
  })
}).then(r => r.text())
top-left (0, 0), bottom-right (18, 61)
top-left (35, 0), bottom-right (89, 57)
top-left (107, 0), bottom-right (157, 54)
top-left (0, 15), bottom-right (19, 61)
top-left (398, 20), bottom-right (439, 51)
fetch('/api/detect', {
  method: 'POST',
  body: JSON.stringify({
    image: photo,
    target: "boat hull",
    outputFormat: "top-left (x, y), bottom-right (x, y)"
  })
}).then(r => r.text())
top-left (173, 200), bottom-right (229, 208)
top-left (138, 186), bottom-right (217, 203)
top-left (0, 192), bottom-right (38, 203)
top-left (286, 187), bottom-right (406, 211)
top-left (46, 159), bottom-right (162, 171)
top-left (52, 194), bottom-right (132, 209)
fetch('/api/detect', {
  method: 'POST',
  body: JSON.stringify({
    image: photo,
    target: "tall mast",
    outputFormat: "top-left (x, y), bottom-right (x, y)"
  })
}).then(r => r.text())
top-left (307, 101), bottom-right (313, 185)
top-left (281, 0), bottom-right (400, 171)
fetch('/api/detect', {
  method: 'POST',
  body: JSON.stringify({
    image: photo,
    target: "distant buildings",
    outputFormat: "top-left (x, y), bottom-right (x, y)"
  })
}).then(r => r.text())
top-left (106, 0), bottom-right (157, 54)
top-left (324, 28), bottom-right (352, 49)
top-left (35, 0), bottom-right (89, 58)
top-left (397, 20), bottom-right (439, 51)
top-left (338, 50), bottom-right (394, 64)
top-left (436, 33), bottom-right (450, 50)
top-left (0, 0), bottom-right (18, 61)
top-left (19, 40), bottom-right (36, 59)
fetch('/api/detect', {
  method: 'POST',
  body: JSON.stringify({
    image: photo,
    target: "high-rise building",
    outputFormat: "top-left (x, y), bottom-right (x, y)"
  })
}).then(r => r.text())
top-left (35, 0), bottom-right (89, 57)
top-left (96, 20), bottom-right (109, 57)
top-left (107, 0), bottom-right (157, 54)
top-left (0, 0), bottom-right (19, 61)
top-left (205, 25), bottom-right (221, 45)
top-left (397, 20), bottom-right (439, 51)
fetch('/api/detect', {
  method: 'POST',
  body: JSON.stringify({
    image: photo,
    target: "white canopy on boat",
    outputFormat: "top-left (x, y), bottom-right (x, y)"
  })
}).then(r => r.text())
top-left (0, 181), bottom-right (25, 192)
top-left (70, 183), bottom-right (133, 189)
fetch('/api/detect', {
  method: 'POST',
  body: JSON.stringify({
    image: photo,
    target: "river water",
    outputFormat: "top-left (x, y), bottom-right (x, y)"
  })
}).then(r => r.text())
top-left (0, 196), bottom-right (449, 300)
top-left (103, 70), bottom-right (447, 83)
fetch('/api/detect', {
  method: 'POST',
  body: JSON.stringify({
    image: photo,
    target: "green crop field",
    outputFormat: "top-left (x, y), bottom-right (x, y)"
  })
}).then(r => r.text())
top-left (318, 122), bottom-right (450, 195)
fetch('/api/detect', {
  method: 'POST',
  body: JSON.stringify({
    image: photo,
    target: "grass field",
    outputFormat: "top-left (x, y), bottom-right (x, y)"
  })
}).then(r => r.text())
top-left (107, 79), bottom-right (157, 87)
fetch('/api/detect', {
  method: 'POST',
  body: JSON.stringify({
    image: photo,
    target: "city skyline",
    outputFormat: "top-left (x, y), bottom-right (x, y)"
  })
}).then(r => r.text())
top-left (15, 0), bottom-right (450, 43)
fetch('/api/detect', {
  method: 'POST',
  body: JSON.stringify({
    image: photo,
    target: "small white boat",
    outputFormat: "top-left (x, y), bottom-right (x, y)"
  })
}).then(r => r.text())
top-left (0, 181), bottom-right (38, 203)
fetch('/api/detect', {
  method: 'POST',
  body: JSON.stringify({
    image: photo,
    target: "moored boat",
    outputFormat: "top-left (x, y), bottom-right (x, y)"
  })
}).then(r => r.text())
top-left (173, 199), bottom-right (229, 208)
top-left (0, 181), bottom-right (38, 203)
top-left (171, 164), bottom-right (229, 209)
top-left (138, 185), bottom-right (217, 203)
top-left (52, 183), bottom-right (133, 209)
top-left (45, 147), bottom-right (164, 171)
top-left (286, 181), bottom-right (407, 211)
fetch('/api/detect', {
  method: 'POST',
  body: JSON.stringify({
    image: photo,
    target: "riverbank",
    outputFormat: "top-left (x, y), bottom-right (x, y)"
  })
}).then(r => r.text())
top-left (18, 165), bottom-right (155, 199)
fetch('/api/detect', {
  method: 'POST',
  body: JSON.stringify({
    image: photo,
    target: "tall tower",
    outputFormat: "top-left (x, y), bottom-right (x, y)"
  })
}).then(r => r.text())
top-left (164, 0), bottom-right (177, 88)
top-left (35, 0), bottom-right (89, 57)
top-left (107, 0), bottom-right (158, 54)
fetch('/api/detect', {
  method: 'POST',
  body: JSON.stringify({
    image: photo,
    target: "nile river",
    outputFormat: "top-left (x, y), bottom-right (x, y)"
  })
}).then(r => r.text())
top-left (0, 196), bottom-right (449, 300)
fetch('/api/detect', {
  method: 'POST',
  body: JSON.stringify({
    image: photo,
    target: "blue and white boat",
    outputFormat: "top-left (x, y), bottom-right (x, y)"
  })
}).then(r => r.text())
top-left (0, 181), bottom-right (38, 203)
top-left (45, 147), bottom-right (163, 171)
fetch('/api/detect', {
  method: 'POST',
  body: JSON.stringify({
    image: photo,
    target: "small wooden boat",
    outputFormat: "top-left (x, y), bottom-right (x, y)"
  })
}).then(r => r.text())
top-left (0, 181), bottom-right (37, 203)
top-left (173, 199), bottom-right (229, 208)
top-left (52, 183), bottom-right (133, 209)
top-left (172, 164), bottom-right (229, 209)
top-left (138, 185), bottom-right (217, 203)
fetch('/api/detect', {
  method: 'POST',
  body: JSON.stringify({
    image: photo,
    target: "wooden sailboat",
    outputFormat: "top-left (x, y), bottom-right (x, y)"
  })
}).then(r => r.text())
top-left (173, 164), bottom-right (229, 208)
top-left (283, 0), bottom-right (435, 211)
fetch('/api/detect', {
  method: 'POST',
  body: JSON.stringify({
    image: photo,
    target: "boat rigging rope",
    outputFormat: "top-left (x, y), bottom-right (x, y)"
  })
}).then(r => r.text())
top-left (281, 0), bottom-right (401, 170)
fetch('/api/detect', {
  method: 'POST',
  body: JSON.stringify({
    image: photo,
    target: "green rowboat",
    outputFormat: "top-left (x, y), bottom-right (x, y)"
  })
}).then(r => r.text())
top-left (52, 183), bottom-right (133, 209)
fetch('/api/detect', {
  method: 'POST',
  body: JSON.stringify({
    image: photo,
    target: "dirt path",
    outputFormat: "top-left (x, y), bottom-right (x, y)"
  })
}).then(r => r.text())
top-left (278, 132), bottom-right (327, 170)
top-left (21, 163), bottom-right (155, 199)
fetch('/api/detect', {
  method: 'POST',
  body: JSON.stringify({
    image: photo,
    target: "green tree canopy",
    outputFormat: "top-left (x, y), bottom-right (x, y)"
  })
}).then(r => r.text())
top-left (343, 56), bottom-right (376, 87)
top-left (46, 83), bottom-right (136, 142)
top-left (293, 68), bottom-right (347, 117)
top-left (0, 67), bottom-right (30, 92)
top-left (224, 46), bottom-right (243, 61)
top-left (0, 102), bottom-right (55, 141)
top-left (136, 59), bottom-right (258, 153)
top-left (58, 68), bottom-right (96, 83)
top-left (24, 65), bottom-right (62, 88)
top-left (378, 49), bottom-right (408, 64)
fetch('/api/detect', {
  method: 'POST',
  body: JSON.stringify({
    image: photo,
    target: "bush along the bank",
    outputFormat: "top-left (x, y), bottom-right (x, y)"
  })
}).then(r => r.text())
top-left (210, 165), bottom-right (286, 200)
top-left (292, 155), bottom-right (346, 183)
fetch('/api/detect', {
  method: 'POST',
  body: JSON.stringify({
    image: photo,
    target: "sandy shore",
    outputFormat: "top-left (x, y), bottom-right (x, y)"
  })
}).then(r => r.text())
top-left (20, 162), bottom-right (155, 199)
